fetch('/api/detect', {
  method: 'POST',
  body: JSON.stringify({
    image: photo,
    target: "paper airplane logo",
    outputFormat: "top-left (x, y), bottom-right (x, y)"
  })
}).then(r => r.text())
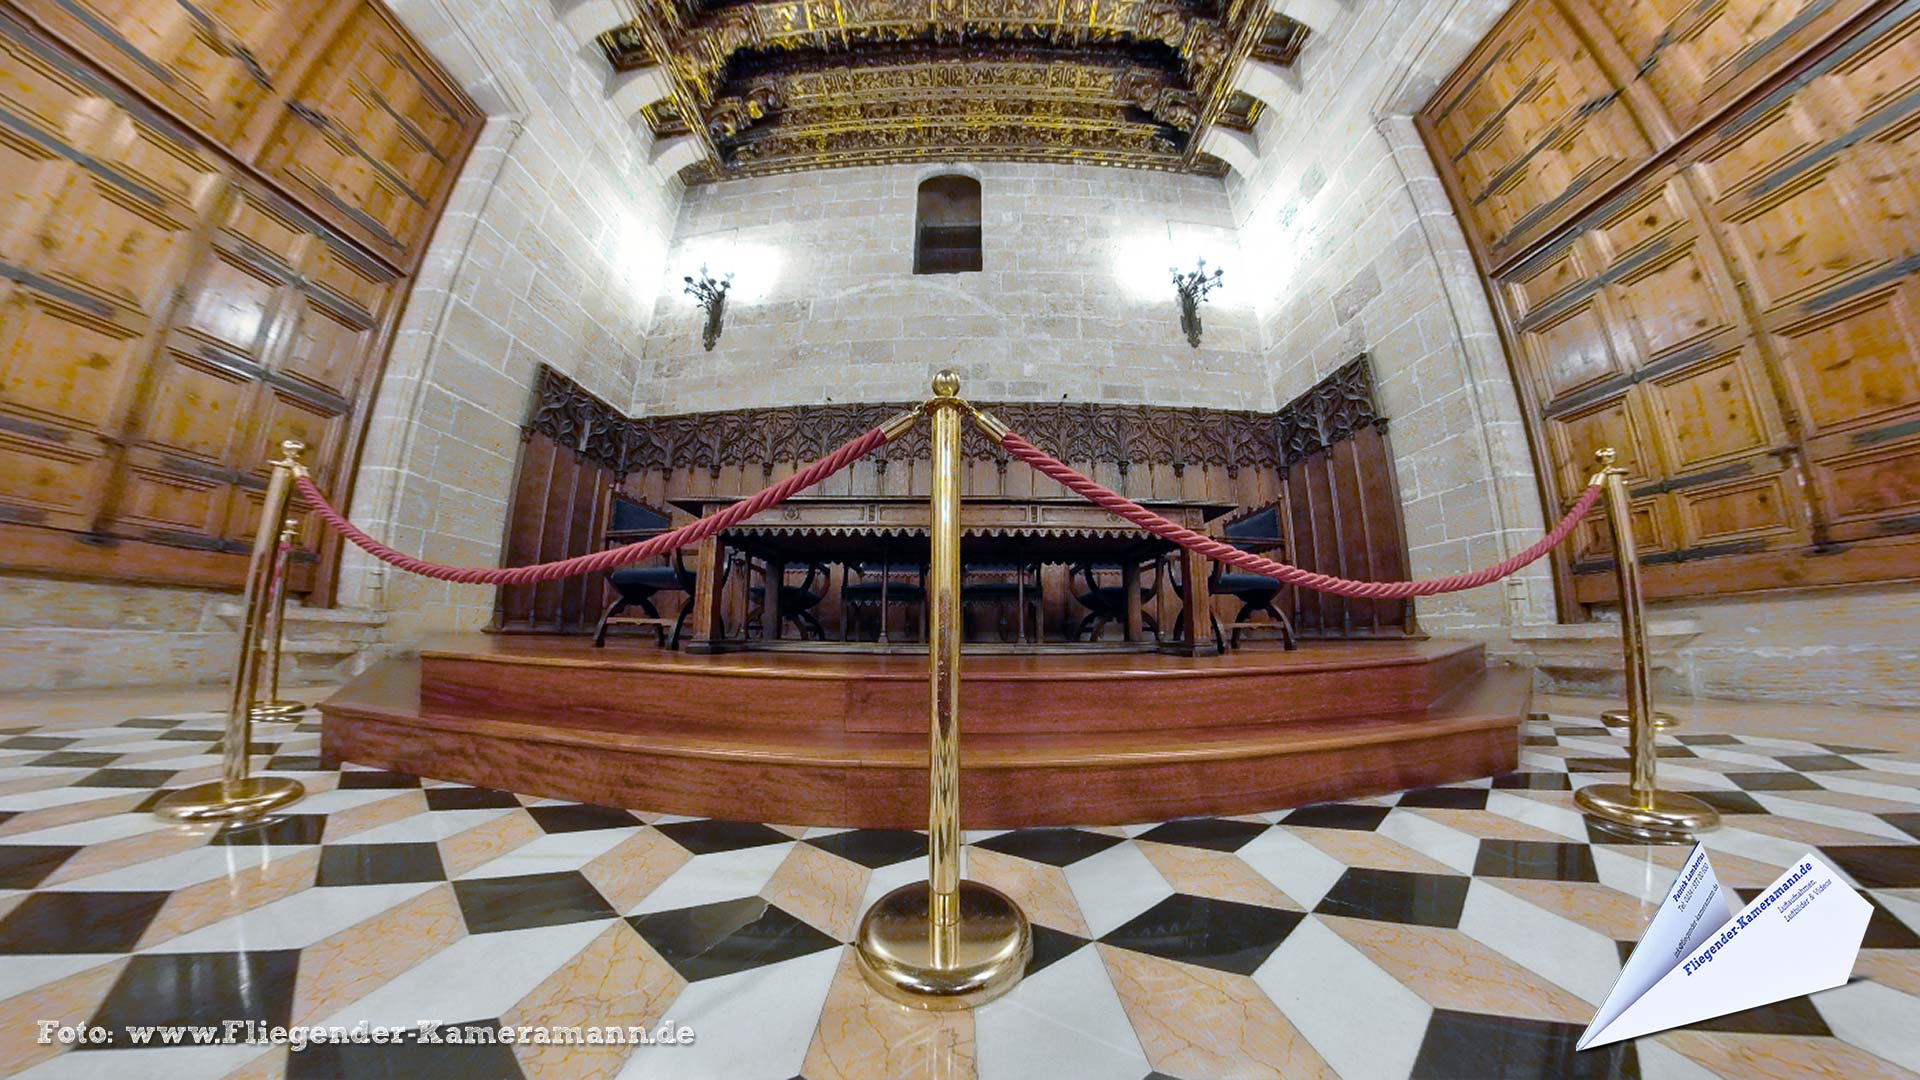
top-left (1579, 843), bottom-right (1872, 1049)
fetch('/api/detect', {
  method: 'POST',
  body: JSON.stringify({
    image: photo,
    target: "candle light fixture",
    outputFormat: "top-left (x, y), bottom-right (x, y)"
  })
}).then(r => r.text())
top-left (1171, 258), bottom-right (1225, 348)
top-left (684, 264), bottom-right (733, 351)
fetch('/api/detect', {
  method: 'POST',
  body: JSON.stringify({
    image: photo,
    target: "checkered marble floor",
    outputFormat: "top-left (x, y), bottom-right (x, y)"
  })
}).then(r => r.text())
top-left (0, 707), bottom-right (1916, 1079)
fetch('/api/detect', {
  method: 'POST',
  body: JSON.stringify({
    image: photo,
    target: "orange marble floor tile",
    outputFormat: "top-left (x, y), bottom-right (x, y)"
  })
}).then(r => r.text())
top-left (1725, 815), bottom-right (1910, 848)
top-left (1656, 1031), bottom-right (1920, 1080)
top-left (1410, 807), bottom-right (1575, 842)
top-left (291, 883), bottom-right (466, 1026)
top-left (1134, 840), bottom-right (1301, 911)
top-left (1289, 827), bottom-right (1459, 875)
top-left (1488, 878), bottom-right (1660, 941)
top-left (801, 950), bottom-right (975, 1080)
top-left (0, 958), bottom-right (126, 1076)
top-left (1320, 915), bottom-right (1598, 1020)
top-left (1620, 844), bottom-right (1796, 888)
top-left (1765, 789), bottom-right (1920, 815)
top-left (963, 847), bottom-right (1090, 937)
top-left (221, 1044), bottom-right (289, 1080)
top-left (0, 791), bottom-right (148, 839)
top-left (438, 808), bottom-right (544, 878)
top-left (1098, 944), bottom-right (1335, 1080)
top-left (1856, 950), bottom-right (1920, 997)
top-left (581, 827), bottom-right (692, 915)
top-left (41, 826), bottom-right (210, 887)
top-left (321, 789), bottom-right (429, 842)
top-left (760, 842), bottom-right (869, 942)
top-left (502, 920), bottom-right (685, 1080)
top-left (0, 772), bottom-right (95, 798)
top-left (136, 848), bottom-right (322, 949)
top-left (767, 823), bottom-right (811, 838)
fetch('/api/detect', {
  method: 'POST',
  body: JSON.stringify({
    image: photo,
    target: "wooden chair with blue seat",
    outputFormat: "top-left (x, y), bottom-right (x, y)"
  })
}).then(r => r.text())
top-left (1173, 505), bottom-right (1298, 650)
top-left (592, 496), bottom-right (699, 648)
top-left (746, 559), bottom-right (832, 641)
top-left (839, 558), bottom-right (926, 643)
top-left (1068, 560), bottom-right (1161, 642)
top-left (960, 561), bottom-right (1041, 643)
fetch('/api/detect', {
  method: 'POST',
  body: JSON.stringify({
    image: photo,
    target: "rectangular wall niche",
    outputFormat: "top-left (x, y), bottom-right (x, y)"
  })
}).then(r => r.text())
top-left (914, 175), bottom-right (983, 274)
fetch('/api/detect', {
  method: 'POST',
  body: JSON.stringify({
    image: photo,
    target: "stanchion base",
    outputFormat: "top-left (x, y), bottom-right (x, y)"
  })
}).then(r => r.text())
top-left (153, 777), bottom-right (305, 823)
top-left (1575, 783), bottom-right (1719, 844)
top-left (248, 700), bottom-right (306, 720)
top-left (1600, 709), bottom-right (1678, 731)
top-left (854, 880), bottom-right (1031, 1010)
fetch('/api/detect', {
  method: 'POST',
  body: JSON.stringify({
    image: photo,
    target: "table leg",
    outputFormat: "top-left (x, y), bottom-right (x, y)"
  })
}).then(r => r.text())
top-left (685, 537), bottom-right (728, 654)
top-left (1123, 560), bottom-right (1143, 642)
top-left (1165, 548), bottom-right (1219, 657)
top-left (761, 557), bottom-right (786, 642)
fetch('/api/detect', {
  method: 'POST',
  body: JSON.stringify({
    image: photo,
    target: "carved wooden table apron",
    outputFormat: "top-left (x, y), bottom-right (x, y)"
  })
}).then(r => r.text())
top-left (672, 496), bottom-right (1233, 655)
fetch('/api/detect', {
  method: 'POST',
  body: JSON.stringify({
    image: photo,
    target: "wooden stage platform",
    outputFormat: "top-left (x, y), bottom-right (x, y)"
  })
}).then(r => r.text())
top-left (319, 636), bottom-right (1531, 827)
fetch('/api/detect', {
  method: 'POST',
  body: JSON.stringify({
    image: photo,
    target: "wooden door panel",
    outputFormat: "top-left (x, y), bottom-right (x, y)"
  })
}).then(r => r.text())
top-left (1643, 349), bottom-right (1778, 469)
top-left (1592, 177), bottom-right (1689, 259)
top-left (1610, 242), bottom-right (1737, 358)
top-left (1809, 435), bottom-right (1920, 531)
top-left (0, 291), bottom-right (145, 432)
top-left (138, 348), bottom-right (252, 461)
top-left (1598, 0), bottom-right (1880, 134)
top-left (1771, 283), bottom-right (1920, 434)
top-left (0, 430), bottom-right (106, 528)
top-left (38, 173), bottom-right (194, 316)
top-left (1719, 168), bottom-right (1884, 309)
top-left (1520, 298), bottom-right (1629, 403)
top-left (1547, 392), bottom-right (1656, 491)
top-left (1676, 473), bottom-right (1797, 546)
top-left (112, 454), bottom-right (233, 539)
top-left (279, 295), bottom-right (366, 399)
top-left (179, 248), bottom-right (282, 354)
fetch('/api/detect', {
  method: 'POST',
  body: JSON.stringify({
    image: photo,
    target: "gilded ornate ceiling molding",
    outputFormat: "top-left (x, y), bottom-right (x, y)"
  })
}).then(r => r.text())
top-left (600, 0), bottom-right (1305, 181)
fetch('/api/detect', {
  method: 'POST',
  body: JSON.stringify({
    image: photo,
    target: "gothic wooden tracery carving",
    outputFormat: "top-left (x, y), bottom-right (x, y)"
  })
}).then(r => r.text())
top-left (526, 359), bottom-right (1386, 482)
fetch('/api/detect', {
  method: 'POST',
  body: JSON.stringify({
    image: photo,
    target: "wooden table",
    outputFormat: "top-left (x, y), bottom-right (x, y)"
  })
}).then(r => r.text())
top-left (672, 496), bottom-right (1233, 655)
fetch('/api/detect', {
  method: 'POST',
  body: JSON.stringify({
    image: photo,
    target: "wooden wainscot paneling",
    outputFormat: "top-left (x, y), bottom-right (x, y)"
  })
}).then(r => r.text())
top-left (498, 365), bottom-right (1418, 637)
top-left (0, 1), bottom-right (480, 594)
top-left (1420, 0), bottom-right (1920, 609)
top-left (1275, 356), bottom-right (1415, 639)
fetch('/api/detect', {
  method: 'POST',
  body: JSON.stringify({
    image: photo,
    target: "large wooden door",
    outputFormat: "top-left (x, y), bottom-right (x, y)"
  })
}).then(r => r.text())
top-left (1420, 0), bottom-right (1920, 607)
top-left (0, 1), bottom-right (478, 592)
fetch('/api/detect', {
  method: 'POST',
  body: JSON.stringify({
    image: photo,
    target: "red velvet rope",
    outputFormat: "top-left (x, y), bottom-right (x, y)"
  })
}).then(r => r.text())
top-left (999, 431), bottom-right (1601, 599)
top-left (296, 426), bottom-right (890, 586)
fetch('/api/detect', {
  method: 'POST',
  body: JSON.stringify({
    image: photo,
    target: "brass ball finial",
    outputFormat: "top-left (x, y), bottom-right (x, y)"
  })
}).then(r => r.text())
top-left (1595, 447), bottom-right (1616, 467)
top-left (932, 370), bottom-right (960, 398)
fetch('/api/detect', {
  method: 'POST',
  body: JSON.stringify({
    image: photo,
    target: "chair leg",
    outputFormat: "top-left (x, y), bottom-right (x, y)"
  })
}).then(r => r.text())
top-left (797, 610), bottom-right (825, 640)
top-left (592, 599), bottom-right (627, 648)
top-left (1076, 612), bottom-right (1099, 642)
top-left (1268, 602), bottom-right (1298, 650)
top-left (667, 601), bottom-right (691, 650)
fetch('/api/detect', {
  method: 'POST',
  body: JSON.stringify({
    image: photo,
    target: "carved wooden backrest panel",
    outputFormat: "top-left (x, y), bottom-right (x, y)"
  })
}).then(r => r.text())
top-left (1420, 0), bottom-right (1920, 607)
top-left (0, 1), bottom-right (480, 592)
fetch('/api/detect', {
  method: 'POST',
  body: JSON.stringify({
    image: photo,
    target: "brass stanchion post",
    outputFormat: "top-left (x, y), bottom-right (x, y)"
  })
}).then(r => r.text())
top-left (249, 517), bottom-right (305, 719)
top-left (1574, 448), bottom-right (1718, 843)
top-left (854, 371), bottom-right (1031, 1009)
top-left (153, 441), bottom-right (309, 822)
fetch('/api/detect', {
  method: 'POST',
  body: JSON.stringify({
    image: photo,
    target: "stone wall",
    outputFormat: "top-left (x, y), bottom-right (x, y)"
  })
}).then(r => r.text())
top-left (635, 162), bottom-right (1265, 415)
top-left (1227, 0), bottom-right (1541, 640)
top-left (326, 0), bottom-right (681, 646)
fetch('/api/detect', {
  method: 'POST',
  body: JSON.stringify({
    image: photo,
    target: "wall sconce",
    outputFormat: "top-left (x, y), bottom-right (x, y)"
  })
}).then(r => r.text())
top-left (1170, 258), bottom-right (1225, 349)
top-left (683, 264), bottom-right (733, 351)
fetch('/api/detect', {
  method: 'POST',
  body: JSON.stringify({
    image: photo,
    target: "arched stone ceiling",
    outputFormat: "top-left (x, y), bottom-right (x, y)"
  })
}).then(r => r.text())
top-left (592, 0), bottom-right (1307, 182)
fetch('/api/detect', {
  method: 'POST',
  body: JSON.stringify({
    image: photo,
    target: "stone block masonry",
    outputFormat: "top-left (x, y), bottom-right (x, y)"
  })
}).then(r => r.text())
top-left (637, 162), bottom-right (1269, 415)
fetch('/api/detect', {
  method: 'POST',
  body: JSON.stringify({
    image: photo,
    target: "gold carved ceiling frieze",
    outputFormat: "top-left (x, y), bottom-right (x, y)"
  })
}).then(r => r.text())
top-left (602, 0), bottom-right (1301, 181)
